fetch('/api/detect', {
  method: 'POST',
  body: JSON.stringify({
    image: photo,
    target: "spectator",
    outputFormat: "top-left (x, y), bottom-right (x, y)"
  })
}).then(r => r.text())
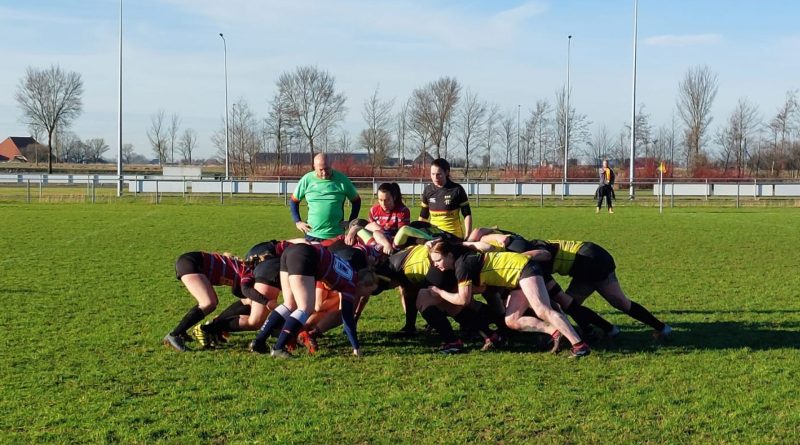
top-left (596, 159), bottom-right (615, 214)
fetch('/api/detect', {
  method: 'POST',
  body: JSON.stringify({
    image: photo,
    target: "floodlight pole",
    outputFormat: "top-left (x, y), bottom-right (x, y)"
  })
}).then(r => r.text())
top-left (219, 33), bottom-right (230, 180)
top-left (629, 0), bottom-right (639, 199)
top-left (564, 35), bottom-right (571, 194)
top-left (116, 0), bottom-right (123, 197)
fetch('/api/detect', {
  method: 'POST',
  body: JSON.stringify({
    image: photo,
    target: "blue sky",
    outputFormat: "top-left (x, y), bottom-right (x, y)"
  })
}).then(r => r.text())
top-left (1, 0), bottom-right (798, 160)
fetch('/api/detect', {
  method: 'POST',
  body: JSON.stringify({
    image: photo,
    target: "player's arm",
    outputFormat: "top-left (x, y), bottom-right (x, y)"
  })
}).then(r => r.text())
top-left (430, 282), bottom-right (472, 306)
top-left (459, 189), bottom-right (472, 239)
top-left (418, 190), bottom-right (430, 221)
top-left (290, 177), bottom-right (311, 233)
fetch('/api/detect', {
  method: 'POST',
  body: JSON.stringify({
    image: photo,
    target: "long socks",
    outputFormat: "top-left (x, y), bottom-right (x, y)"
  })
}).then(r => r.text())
top-left (170, 305), bottom-right (206, 337)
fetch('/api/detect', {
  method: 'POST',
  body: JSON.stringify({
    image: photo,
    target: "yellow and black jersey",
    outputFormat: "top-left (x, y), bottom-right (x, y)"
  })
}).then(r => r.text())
top-left (419, 180), bottom-right (471, 238)
top-left (389, 245), bottom-right (431, 286)
top-left (455, 251), bottom-right (533, 289)
top-left (548, 240), bottom-right (585, 276)
top-left (541, 240), bottom-right (616, 281)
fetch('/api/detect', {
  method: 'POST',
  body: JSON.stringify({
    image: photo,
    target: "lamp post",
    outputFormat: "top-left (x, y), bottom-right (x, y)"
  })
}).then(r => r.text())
top-left (516, 104), bottom-right (520, 173)
top-left (629, 0), bottom-right (639, 199)
top-left (219, 33), bottom-right (229, 179)
top-left (116, 0), bottom-right (123, 196)
top-left (564, 35), bottom-right (571, 191)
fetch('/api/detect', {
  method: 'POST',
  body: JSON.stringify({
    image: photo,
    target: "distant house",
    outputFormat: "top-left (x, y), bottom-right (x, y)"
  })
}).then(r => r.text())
top-left (0, 137), bottom-right (34, 162)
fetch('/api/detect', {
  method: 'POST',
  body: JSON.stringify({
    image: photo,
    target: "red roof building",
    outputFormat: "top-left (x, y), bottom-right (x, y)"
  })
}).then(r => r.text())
top-left (0, 137), bottom-right (34, 162)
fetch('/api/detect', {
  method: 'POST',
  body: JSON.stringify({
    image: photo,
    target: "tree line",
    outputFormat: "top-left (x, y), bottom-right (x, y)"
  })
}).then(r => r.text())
top-left (14, 64), bottom-right (800, 178)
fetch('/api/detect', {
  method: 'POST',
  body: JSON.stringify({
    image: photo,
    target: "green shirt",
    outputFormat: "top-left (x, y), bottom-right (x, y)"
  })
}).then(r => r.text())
top-left (292, 170), bottom-right (359, 239)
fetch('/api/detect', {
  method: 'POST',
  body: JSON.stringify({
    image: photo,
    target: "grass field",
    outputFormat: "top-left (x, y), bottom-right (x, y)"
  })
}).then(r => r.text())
top-left (2, 203), bottom-right (800, 444)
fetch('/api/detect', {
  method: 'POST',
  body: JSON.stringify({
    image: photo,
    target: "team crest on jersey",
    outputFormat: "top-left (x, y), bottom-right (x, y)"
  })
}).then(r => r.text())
top-left (430, 197), bottom-right (436, 203)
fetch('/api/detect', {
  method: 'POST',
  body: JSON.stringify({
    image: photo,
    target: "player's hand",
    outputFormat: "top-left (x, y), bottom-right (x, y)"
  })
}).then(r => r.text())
top-left (381, 243), bottom-right (393, 255)
top-left (353, 348), bottom-right (362, 357)
top-left (429, 286), bottom-right (441, 296)
top-left (295, 221), bottom-right (312, 233)
top-left (344, 231), bottom-right (356, 246)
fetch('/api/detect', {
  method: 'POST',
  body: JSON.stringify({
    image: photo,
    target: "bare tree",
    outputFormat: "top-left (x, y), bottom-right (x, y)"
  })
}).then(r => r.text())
top-left (179, 128), bottom-right (198, 165)
top-left (526, 100), bottom-right (553, 169)
top-left (676, 65), bottom-right (719, 170)
top-left (409, 76), bottom-right (461, 159)
top-left (15, 65), bottom-right (84, 173)
top-left (276, 65), bottom-right (347, 162)
top-left (500, 112), bottom-right (516, 171)
top-left (360, 85), bottom-right (395, 173)
top-left (554, 86), bottom-right (591, 165)
top-left (766, 90), bottom-right (798, 175)
top-left (715, 98), bottom-right (760, 175)
top-left (456, 90), bottom-right (486, 177)
top-left (589, 124), bottom-right (613, 166)
top-left (481, 103), bottom-right (500, 177)
top-left (122, 143), bottom-right (136, 164)
top-left (148, 109), bottom-right (169, 165)
top-left (59, 132), bottom-right (84, 164)
top-left (82, 138), bottom-right (109, 163)
top-left (336, 129), bottom-right (353, 154)
top-left (396, 100), bottom-right (410, 169)
top-left (265, 91), bottom-right (294, 170)
top-left (213, 99), bottom-right (262, 176)
top-left (168, 113), bottom-right (181, 164)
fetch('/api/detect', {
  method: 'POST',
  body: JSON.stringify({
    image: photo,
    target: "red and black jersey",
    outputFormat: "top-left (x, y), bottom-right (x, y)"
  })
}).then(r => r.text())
top-left (310, 244), bottom-right (358, 301)
top-left (200, 252), bottom-right (254, 298)
top-left (368, 204), bottom-right (410, 236)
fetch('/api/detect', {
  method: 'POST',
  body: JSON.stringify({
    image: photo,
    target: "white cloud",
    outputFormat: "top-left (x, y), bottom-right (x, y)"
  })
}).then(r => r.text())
top-left (644, 34), bottom-right (723, 46)
top-left (165, 0), bottom-right (548, 51)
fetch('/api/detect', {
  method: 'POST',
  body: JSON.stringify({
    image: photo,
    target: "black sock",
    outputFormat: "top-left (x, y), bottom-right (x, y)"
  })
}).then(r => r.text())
top-left (170, 305), bottom-right (206, 337)
top-left (565, 303), bottom-right (614, 333)
top-left (453, 307), bottom-right (490, 336)
top-left (475, 300), bottom-right (506, 330)
top-left (203, 316), bottom-right (242, 334)
top-left (420, 307), bottom-right (457, 343)
top-left (402, 291), bottom-right (418, 329)
top-left (626, 301), bottom-right (665, 331)
top-left (215, 300), bottom-right (250, 321)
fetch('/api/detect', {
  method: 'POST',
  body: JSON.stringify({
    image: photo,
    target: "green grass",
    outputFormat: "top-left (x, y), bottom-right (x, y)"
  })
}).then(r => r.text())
top-left (2, 203), bottom-right (800, 444)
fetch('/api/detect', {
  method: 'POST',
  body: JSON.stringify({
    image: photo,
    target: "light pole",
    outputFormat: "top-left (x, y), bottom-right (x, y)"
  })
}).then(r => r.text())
top-left (564, 35), bottom-right (572, 190)
top-left (629, 0), bottom-right (639, 199)
top-left (116, 0), bottom-right (123, 197)
top-left (516, 104), bottom-right (520, 173)
top-left (219, 33), bottom-right (229, 179)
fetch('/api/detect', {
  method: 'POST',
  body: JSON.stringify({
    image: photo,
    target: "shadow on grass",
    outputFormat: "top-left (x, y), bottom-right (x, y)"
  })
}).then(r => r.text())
top-left (589, 320), bottom-right (800, 354)
top-left (201, 319), bottom-right (800, 357)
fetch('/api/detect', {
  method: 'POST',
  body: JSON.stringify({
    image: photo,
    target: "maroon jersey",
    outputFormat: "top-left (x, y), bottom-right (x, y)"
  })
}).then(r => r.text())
top-left (201, 252), bottom-right (254, 298)
top-left (368, 204), bottom-right (410, 236)
top-left (310, 244), bottom-right (358, 301)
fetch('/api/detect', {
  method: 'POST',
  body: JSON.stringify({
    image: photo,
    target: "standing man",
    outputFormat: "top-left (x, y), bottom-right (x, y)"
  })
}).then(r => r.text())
top-left (420, 158), bottom-right (472, 239)
top-left (596, 159), bottom-right (615, 214)
top-left (290, 153), bottom-right (361, 242)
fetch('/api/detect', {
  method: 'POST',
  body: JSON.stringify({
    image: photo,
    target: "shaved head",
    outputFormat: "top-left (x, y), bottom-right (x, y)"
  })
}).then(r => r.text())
top-left (314, 153), bottom-right (331, 179)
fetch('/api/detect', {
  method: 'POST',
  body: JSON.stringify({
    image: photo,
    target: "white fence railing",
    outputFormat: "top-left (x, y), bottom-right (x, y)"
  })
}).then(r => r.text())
top-left (3, 174), bottom-right (800, 198)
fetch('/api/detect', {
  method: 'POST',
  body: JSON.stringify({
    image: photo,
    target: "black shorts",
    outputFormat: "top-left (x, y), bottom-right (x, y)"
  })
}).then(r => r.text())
top-left (424, 267), bottom-right (457, 293)
top-left (519, 260), bottom-right (543, 281)
top-left (175, 252), bottom-right (204, 280)
top-left (254, 256), bottom-right (281, 288)
top-left (504, 235), bottom-right (536, 254)
top-left (280, 244), bottom-right (317, 276)
top-left (571, 243), bottom-right (616, 282)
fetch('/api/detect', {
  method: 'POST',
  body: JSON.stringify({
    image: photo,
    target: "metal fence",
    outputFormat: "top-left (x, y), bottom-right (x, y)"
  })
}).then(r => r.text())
top-left (1, 173), bottom-right (800, 207)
